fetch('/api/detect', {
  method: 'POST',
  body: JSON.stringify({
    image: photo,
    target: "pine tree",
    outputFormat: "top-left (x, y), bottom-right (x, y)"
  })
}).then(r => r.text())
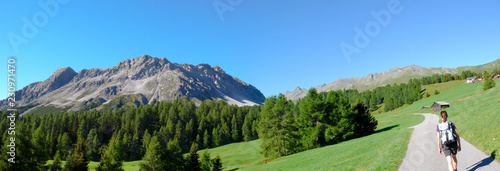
top-left (64, 138), bottom-right (89, 171)
top-left (185, 143), bottom-right (201, 171)
top-left (141, 129), bottom-right (151, 157)
top-left (57, 132), bottom-right (72, 159)
top-left (130, 131), bottom-right (142, 160)
top-left (212, 127), bottom-right (220, 147)
top-left (86, 129), bottom-right (101, 161)
top-left (51, 151), bottom-right (63, 171)
top-left (140, 136), bottom-right (163, 171)
top-left (231, 116), bottom-right (240, 142)
top-left (258, 94), bottom-right (297, 158)
top-left (242, 115), bottom-right (252, 142)
top-left (96, 136), bottom-right (124, 171)
top-left (32, 127), bottom-right (50, 169)
top-left (203, 130), bottom-right (210, 148)
top-left (166, 138), bottom-right (185, 171)
top-left (212, 154), bottom-right (223, 171)
top-left (200, 150), bottom-right (212, 171)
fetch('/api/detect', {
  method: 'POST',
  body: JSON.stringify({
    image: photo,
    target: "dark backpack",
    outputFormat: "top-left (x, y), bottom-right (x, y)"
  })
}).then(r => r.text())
top-left (438, 122), bottom-right (457, 147)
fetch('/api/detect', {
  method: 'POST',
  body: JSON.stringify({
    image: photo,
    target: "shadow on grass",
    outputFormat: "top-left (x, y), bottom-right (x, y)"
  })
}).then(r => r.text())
top-left (466, 150), bottom-right (497, 171)
top-left (374, 124), bottom-right (399, 134)
top-left (228, 168), bottom-right (239, 171)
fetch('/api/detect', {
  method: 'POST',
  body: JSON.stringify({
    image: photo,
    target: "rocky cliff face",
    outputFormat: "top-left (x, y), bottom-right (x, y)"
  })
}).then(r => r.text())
top-left (1, 55), bottom-right (265, 113)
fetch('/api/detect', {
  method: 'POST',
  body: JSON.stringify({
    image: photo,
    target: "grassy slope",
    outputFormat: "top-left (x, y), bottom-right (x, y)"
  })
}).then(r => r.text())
top-left (444, 79), bottom-right (500, 161)
top-left (198, 139), bottom-right (265, 170)
top-left (422, 80), bottom-right (465, 96)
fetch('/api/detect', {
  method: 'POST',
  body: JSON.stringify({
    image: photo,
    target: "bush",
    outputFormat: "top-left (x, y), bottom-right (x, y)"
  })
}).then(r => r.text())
top-left (483, 77), bottom-right (496, 91)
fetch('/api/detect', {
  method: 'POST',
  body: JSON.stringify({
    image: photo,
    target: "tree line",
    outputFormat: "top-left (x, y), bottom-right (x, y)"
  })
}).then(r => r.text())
top-left (341, 78), bottom-right (422, 112)
top-left (341, 69), bottom-right (500, 112)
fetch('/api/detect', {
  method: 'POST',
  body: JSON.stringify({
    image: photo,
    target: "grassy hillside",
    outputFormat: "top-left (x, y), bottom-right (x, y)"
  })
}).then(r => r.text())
top-left (444, 79), bottom-right (500, 160)
top-left (198, 139), bottom-right (265, 170)
top-left (422, 80), bottom-right (465, 96)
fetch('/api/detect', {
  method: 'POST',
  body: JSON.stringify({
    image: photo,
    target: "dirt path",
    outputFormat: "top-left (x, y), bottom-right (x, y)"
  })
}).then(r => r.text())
top-left (399, 113), bottom-right (500, 171)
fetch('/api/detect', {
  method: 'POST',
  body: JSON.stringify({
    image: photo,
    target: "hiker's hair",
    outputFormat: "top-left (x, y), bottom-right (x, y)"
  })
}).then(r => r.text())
top-left (440, 110), bottom-right (448, 118)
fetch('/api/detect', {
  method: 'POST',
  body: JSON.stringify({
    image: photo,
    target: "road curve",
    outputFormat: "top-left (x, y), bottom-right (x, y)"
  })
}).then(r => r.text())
top-left (399, 113), bottom-right (500, 171)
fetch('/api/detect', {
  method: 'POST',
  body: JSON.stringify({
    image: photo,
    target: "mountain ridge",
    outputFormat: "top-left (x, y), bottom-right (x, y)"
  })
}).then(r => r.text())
top-left (285, 58), bottom-right (500, 101)
top-left (1, 55), bottom-right (265, 113)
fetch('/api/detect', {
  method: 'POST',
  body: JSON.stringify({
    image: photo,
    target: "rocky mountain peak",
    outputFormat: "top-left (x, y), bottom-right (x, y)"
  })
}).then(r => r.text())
top-left (214, 65), bottom-right (226, 74)
top-left (45, 67), bottom-right (77, 91)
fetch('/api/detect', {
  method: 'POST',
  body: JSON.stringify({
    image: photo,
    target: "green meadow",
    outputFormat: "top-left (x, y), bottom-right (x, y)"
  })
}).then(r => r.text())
top-left (47, 79), bottom-right (499, 170)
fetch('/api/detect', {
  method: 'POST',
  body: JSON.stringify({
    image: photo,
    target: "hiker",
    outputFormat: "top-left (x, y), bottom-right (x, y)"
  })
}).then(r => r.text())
top-left (436, 110), bottom-right (461, 171)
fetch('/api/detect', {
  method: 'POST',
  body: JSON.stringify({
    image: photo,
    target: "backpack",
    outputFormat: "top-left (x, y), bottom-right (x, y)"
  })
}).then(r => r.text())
top-left (438, 121), bottom-right (457, 147)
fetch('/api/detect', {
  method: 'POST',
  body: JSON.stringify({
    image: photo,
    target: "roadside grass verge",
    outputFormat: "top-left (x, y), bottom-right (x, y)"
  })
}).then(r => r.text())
top-left (444, 79), bottom-right (500, 162)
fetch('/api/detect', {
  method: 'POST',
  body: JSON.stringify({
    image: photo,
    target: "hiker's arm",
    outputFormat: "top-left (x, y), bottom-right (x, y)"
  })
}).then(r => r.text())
top-left (455, 129), bottom-right (461, 151)
top-left (437, 132), bottom-right (441, 154)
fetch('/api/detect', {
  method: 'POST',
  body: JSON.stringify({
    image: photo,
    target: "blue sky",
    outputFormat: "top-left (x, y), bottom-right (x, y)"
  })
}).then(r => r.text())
top-left (1, 0), bottom-right (500, 99)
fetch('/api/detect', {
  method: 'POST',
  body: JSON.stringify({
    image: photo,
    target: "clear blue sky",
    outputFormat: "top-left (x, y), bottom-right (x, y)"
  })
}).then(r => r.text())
top-left (1, 0), bottom-right (500, 99)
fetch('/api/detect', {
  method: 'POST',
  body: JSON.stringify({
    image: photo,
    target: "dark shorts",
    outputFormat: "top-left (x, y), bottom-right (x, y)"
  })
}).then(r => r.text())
top-left (441, 142), bottom-right (458, 156)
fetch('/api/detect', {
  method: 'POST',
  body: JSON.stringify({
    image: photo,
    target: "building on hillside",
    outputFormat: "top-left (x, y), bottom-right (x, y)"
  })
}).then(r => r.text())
top-left (474, 77), bottom-right (484, 83)
top-left (466, 77), bottom-right (477, 83)
top-left (432, 101), bottom-right (450, 112)
top-left (493, 74), bottom-right (500, 79)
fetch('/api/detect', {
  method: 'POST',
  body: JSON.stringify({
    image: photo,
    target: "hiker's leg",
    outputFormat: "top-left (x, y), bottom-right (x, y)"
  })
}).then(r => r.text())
top-left (445, 156), bottom-right (454, 171)
top-left (451, 154), bottom-right (458, 170)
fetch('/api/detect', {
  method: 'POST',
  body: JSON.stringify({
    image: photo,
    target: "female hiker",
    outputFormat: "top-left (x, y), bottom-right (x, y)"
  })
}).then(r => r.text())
top-left (437, 110), bottom-right (461, 171)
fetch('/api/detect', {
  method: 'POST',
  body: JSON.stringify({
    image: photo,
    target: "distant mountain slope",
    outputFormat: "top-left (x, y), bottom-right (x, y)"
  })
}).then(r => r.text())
top-left (1, 55), bottom-right (265, 113)
top-left (285, 58), bottom-right (500, 100)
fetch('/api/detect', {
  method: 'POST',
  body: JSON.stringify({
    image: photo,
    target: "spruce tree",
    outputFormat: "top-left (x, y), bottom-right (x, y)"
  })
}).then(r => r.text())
top-left (242, 115), bottom-right (252, 142)
top-left (32, 127), bottom-right (50, 170)
top-left (200, 150), bottom-right (212, 171)
top-left (258, 94), bottom-right (297, 158)
top-left (185, 143), bottom-right (201, 171)
top-left (64, 139), bottom-right (89, 171)
top-left (51, 151), bottom-right (63, 171)
top-left (231, 116), bottom-right (240, 142)
top-left (212, 154), bottom-right (223, 171)
top-left (96, 136), bottom-right (124, 171)
top-left (86, 129), bottom-right (100, 161)
top-left (203, 130), bottom-right (210, 148)
top-left (57, 132), bottom-right (72, 159)
top-left (140, 136), bottom-right (163, 171)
